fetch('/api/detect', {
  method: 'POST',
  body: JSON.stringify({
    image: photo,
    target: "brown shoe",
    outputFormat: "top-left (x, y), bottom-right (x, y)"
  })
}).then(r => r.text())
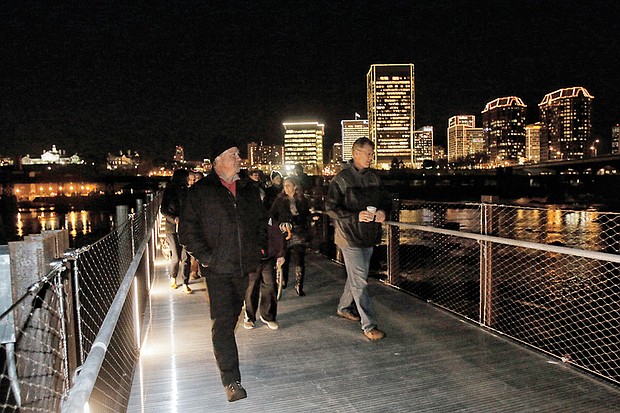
top-left (337, 310), bottom-right (361, 322)
top-left (364, 328), bottom-right (386, 341)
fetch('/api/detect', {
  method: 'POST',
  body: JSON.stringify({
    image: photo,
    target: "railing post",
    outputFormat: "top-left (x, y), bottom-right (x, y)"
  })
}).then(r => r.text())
top-left (387, 198), bottom-right (401, 284)
top-left (480, 195), bottom-right (498, 326)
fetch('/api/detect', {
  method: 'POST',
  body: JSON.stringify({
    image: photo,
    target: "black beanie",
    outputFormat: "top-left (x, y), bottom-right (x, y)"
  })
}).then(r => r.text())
top-left (210, 136), bottom-right (239, 160)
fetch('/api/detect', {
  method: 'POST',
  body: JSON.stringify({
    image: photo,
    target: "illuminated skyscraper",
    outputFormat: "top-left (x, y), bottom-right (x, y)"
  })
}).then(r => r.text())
top-left (612, 124), bottom-right (620, 155)
top-left (525, 123), bottom-right (544, 163)
top-left (413, 126), bottom-right (434, 167)
top-left (539, 87), bottom-right (593, 160)
top-left (341, 119), bottom-right (369, 161)
top-left (282, 122), bottom-right (324, 174)
top-left (247, 142), bottom-right (284, 169)
top-left (447, 115), bottom-right (484, 162)
top-left (174, 145), bottom-right (185, 164)
top-left (482, 96), bottom-right (527, 164)
top-left (367, 64), bottom-right (415, 167)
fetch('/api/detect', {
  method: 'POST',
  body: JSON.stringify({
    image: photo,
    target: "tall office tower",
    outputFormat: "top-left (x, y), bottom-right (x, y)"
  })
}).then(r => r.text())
top-left (413, 126), bottom-right (434, 167)
top-left (341, 119), bottom-right (369, 161)
top-left (331, 142), bottom-right (343, 163)
top-left (525, 123), bottom-right (544, 163)
top-left (539, 86), bottom-right (593, 160)
top-left (282, 122), bottom-right (324, 174)
top-left (367, 64), bottom-right (415, 168)
top-left (247, 142), bottom-right (284, 169)
top-left (612, 124), bottom-right (620, 155)
top-left (482, 96), bottom-right (527, 164)
top-left (447, 115), bottom-right (484, 162)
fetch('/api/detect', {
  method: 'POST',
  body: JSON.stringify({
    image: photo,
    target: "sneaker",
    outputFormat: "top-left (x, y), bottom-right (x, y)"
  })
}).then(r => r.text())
top-left (243, 319), bottom-right (255, 329)
top-left (183, 284), bottom-right (193, 294)
top-left (259, 316), bottom-right (279, 330)
top-left (337, 309), bottom-right (361, 322)
top-left (364, 328), bottom-right (386, 341)
top-left (170, 278), bottom-right (178, 289)
top-left (225, 381), bottom-right (247, 402)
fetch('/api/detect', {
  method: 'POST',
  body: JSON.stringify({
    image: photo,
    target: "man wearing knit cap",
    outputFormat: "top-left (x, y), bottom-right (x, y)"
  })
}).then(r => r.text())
top-left (179, 137), bottom-right (268, 402)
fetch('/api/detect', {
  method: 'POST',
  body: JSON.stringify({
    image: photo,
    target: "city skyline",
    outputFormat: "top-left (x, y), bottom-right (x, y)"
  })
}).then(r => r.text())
top-left (2, 1), bottom-right (619, 160)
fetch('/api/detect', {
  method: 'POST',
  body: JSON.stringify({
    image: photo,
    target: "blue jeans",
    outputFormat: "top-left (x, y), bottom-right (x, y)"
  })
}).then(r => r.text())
top-left (338, 246), bottom-right (377, 332)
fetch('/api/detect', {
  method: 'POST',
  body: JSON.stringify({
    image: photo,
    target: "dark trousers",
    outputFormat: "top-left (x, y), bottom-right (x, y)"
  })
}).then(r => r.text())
top-left (166, 232), bottom-right (190, 285)
top-left (244, 258), bottom-right (277, 322)
top-left (282, 244), bottom-right (306, 286)
top-left (205, 273), bottom-right (248, 386)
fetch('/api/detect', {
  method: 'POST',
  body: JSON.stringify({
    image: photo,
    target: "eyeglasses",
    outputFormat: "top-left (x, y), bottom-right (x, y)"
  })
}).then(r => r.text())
top-left (354, 148), bottom-right (374, 157)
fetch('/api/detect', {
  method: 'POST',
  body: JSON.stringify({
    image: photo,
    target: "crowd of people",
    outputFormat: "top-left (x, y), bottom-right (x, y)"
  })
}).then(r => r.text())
top-left (160, 137), bottom-right (389, 402)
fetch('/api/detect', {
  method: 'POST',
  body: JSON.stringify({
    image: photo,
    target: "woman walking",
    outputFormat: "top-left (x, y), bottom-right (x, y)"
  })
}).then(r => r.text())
top-left (270, 176), bottom-right (311, 296)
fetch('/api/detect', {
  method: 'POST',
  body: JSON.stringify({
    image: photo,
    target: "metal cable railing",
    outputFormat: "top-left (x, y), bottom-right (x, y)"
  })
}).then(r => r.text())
top-left (383, 200), bottom-right (620, 385)
top-left (0, 194), bottom-right (161, 413)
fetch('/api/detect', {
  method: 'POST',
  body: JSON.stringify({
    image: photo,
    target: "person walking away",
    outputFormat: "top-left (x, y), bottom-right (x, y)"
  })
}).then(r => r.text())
top-left (160, 169), bottom-right (192, 293)
top-left (243, 216), bottom-right (286, 330)
top-left (179, 139), bottom-right (267, 402)
top-left (324, 137), bottom-right (391, 341)
top-left (270, 176), bottom-right (311, 296)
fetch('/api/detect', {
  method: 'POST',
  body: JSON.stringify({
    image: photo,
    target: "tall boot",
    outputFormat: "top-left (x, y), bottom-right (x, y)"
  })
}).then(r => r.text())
top-left (294, 266), bottom-right (305, 296)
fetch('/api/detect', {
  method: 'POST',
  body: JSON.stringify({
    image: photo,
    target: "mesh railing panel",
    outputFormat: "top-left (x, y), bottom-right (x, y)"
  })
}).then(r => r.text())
top-left (0, 265), bottom-right (67, 413)
top-left (0, 194), bottom-right (161, 413)
top-left (387, 212), bottom-right (620, 385)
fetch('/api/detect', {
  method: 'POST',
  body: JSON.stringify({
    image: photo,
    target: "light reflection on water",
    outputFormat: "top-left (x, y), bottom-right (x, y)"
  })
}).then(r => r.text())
top-left (16, 208), bottom-right (114, 247)
top-left (399, 206), bottom-right (620, 253)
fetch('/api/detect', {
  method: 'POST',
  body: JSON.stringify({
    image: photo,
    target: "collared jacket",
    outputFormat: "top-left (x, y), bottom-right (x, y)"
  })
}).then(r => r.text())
top-left (178, 171), bottom-right (268, 278)
top-left (325, 161), bottom-right (391, 248)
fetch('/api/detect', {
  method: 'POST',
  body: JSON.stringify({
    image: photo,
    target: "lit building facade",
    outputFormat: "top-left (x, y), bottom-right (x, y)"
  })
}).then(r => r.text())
top-left (539, 86), bottom-right (593, 160)
top-left (282, 122), bottom-right (324, 174)
top-left (482, 96), bottom-right (527, 164)
top-left (173, 145), bottom-right (185, 164)
top-left (331, 142), bottom-right (343, 163)
top-left (413, 126), bottom-right (434, 167)
top-left (525, 123), bottom-right (543, 163)
top-left (21, 145), bottom-right (84, 165)
top-left (107, 150), bottom-right (140, 170)
top-left (341, 119), bottom-right (369, 161)
top-left (367, 64), bottom-right (415, 167)
top-left (612, 124), bottom-right (620, 155)
top-left (247, 142), bottom-right (284, 170)
top-left (447, 116), bottom-right (484, 162)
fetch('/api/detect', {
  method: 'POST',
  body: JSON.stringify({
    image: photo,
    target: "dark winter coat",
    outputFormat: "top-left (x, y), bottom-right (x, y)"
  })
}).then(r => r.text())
top-left (325, 161), bottom-right (391, 248)
top-left (178, 172), bottom-right (268, 278)
top-left (161, 182), bottom-right (188, 234)
top-left (269, 193), bottom-right (311, 244)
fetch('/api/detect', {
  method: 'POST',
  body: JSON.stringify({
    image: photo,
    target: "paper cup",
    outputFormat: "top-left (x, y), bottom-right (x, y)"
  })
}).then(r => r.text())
top-left (366, 206), bottom-right (377, 214)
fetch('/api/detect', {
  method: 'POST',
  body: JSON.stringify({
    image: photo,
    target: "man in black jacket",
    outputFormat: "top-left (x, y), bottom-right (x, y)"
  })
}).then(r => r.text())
top-left (179, 138), bottom-right (267, 402)
top-left (325, 137), bottom-right (391, 341)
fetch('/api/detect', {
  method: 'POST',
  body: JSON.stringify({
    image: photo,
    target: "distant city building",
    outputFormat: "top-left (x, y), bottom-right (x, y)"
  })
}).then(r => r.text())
top-left (525, 123), bottom-right (544, 163)
top-left (367, 64), bottom-right (415, 167)
top-left (341, 119), bottom-right (369, 161)
top-left (174, 145), bottom-right (185, 164)
top-left (21, 145), bottom-right (84, 165)
top-left (482, 96), bottom-right (527, 164)
top-left (612, 124), bottom-right (620, 155)
top-left (413, 126), bottom-right (434, 167)
top-left (282, 122), bottom-right (324, 174)
top-left (539, 86), bottom-right (593, 160)
top-left (247, 142), bottom-right (284, 169)
top-left (0, 157), bottom-right (14, 166)
top-left (107, 150), bottom-right (140, 170)
top-left (433, 145), bottom-right (446, 160)
top-left (447, 116), bottom-right (484, 162)
top-left (331, 142), bottom-right (343, 163)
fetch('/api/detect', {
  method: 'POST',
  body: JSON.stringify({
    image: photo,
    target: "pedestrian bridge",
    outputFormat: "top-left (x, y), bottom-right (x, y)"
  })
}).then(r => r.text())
top-left (126, 252), bottom-right (618, 412)
top-left (3, 198), bottom-right (620, 412)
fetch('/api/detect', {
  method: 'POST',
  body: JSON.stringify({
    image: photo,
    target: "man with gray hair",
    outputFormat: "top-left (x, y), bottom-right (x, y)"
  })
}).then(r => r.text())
top-left (325, 137), bottom-right (391, 341)
top-left (180, 138), bottom-right (267, 402)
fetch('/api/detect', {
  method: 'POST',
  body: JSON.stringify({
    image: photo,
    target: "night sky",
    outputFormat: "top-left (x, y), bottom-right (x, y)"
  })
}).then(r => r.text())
top-left (2, 0), bottom-right (619, 161)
